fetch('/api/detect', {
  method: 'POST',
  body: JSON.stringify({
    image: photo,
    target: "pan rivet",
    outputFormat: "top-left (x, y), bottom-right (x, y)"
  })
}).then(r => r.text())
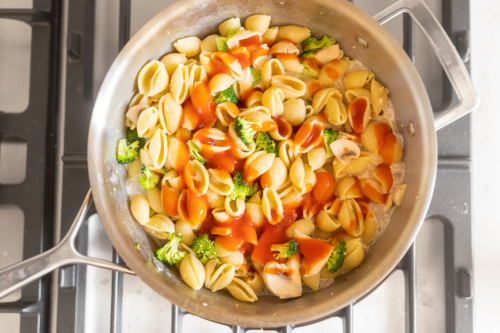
top-left (407, 121), bottom-right (415, 136)
top-left (355, 36), bottom-right (368, 49)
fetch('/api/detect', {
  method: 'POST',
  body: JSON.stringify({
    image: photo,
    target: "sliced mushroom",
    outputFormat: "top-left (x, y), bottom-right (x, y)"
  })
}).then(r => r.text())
top-left (126, 104), bottom-right (149, 128)
top-left (330, 139), bottom-right (361, 162)
top-left (262, 254), bottom-right (302, 299)
top-left (314, 44), bottom-right (341, 66)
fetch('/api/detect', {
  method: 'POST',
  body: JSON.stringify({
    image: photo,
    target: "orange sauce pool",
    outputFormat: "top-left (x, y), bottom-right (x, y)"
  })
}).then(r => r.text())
top-left (182, 82), bottom-right (217, 129)
top-left (239, 34), bottom-right (261, 47)
top-left (229, 47), bottom-right (250, 70)
top-left (295, 237), bottom-right (334, 275)
top-left (213, 214), bottom-right (258, 253)
top-left (303, 172), bottom-right (336, 215)
top-left (348, 97), bottom-right (368, 133)
top-left (206, 58), bottom-right (232, 78)
top-left (294, 123), bottom-right (324, 149)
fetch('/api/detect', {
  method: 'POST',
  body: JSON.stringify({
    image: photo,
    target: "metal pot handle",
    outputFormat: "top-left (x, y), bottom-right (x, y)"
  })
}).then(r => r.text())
top-left (373, 0), bottom-right (478, 130)
top-left (0, 189), bottom-right (135, 300)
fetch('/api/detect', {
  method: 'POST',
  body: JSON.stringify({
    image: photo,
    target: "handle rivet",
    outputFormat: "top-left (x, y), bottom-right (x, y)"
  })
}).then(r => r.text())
top-left (355, 36), bottom-right (368, 49)
top-left (407, 121), bottom-right (415, 136)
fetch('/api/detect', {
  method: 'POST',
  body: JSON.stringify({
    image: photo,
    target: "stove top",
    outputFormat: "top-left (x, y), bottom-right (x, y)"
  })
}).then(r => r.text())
top-left (0, 0), bottom-right (473, 332)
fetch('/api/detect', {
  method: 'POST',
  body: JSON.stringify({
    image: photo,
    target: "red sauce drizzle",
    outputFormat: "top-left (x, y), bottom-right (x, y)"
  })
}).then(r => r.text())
top-left (273, 116), bottom-right (292, 138)
top-left (295, 236), bottom-right (334, 275)
top-left (349, 97), bottom-right (368, 133)
top-left (239, 34), bottom-right (261, 47)
top-left (294, 123), bottom-right (324, 149)
top-left (213, 214), bottom-right (258, 253)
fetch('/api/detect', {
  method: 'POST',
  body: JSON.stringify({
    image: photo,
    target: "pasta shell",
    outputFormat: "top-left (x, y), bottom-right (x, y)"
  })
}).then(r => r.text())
top-left (342, 238), bottom-right (364, 270)
top-left (184, 160), bottom-right (209, 195)
top-left (261, 59), bottom-right (285, 89)
top-left (167, 138), bottom-right (190, 171)
top-left (212, 52), bottom-right (244, 80)
top-left (207, 263), bottom-right (236, 292)
top-left (245, 201), bottom-right (265, 226)
top-left (324, 198), bottom-right (342, 216)
top-left (209, 73), bottom-right (235, 94)
top-left (325, 97), bottom-right (348, 125)
top-left (244, 151), bottom-right (275, 183)
top-left (262, 27), bottom-right (279, 46)
top-left (270, 41), bottom-right (300, 55)
top-left (313, 227), bottom-right (335, 240)
top-left (143, 214), bottom-right (175, 239)
top-left (394, 184), bottom-right (407, 206)
top-left (160, 53), bottom-right (187, 77)
top-left (206, 189), bottom-right (225, 209)
top-left (281, 188), bottom-right (304, 209)
top-left (262, 256), bottom-right (302, 299)
top-left (316, 210), bottom-right (341, 233)
top-left (344, 69), bottom-right (374, 90)
top-left (127, 158), bottom-right (142, 179)
top-left (302, 273), bottom-right (320, 291)
top-left (227, 278), bottom-right (258, 302)
top-left (137, 60), bottom-right (169, 97)
top-left (218, 18), bottom-right (241, 37)
top-left (318, 59), bottom-right (348, 87)
top-left (130, 194), bottom-right (150, 225)
top-left (269, 117), bottom-right (293, 141)
top-left (262, 188), bottom-right (284, 224)
top-left (170, 64), bottom-right (190, 104)
top-left (175, 219), bottom-right (195, 246)
top-left (243, 272), bottom-right (264, 293)
top-left (261, 87), bottom-right (285, 117)
top-left (149, 129), bottom-right (168, 170)
top-left (361, 211), bottom-right (378, 243)
top-left (215, 102), bottom-right (240, 126)
top-left (307, 147), bottom-right (327, 171)
top-left (201, 34), bottom-right (220, 53)
top-left (302, 78), bottom-right (323, 100)
top-left (278, 139), bottom-right (298, 169)
top-left (227, 29), bottom-right (261, 49)
top-left (260, 157), bottom-right (288, 190)
top-left (312, 88), bottom-right (341, 114)
top-left (224, 197), bottom-right (246, 217)
top-left (245, 15), bottom-right (271, 34)
top-left (275, 54), bottom-right (304, 73)
top-left (336, 177), bottom-right (363, 200)
top-left (179, 253), bottom-right (205, 290)
top-left (189, 64), bottom-right (208, 94)
top-left (370, 79), bottom-right (388, 114)
top-left (214, 237), bottom-right (235, 258)
top-left (128, 92), bottom-right (149, 108)
top-left (126, 104), bottom-right (149, 129)
top-left (136, 107), bottom-right (159, 137)
top-left (173, 37), bottom-right (201, 57)
top-left (277, 25), bottom-right (311, 43)
top-left (199, 51), bottom-right (213, 72)
top-left (212, 207), bottom-right (231, 223)
top-left (158, 93), bottom-right (183, 134)
top-left (271, 75), bottom-right (306, 99)
top-left (282, 98), bottom-right (306, 126)
top-left (208, 168), bottom-right (234, 196)
top-left (338, 199), bottom-right (364, 237)
top-left (140, 142), bottom-right (153, 167)
top-left (374, 165), bottom-right (394, 192)
top-left (289, 157), bottom-right (316, 194)
top-left (286, 218), bottom-right (314, 238)
top-left (204, 260), bottom-right (219, 286)
top-left (348, 96), bottom-right (371, 133)
top-left (342, 151), bottom-right (373, 174)
top-left (315, 44), bottom-right (343, 66)
top-left (220, 251), bottom-right (245, 267)
top-left (146, 186), bottom-right (166, 214)
top-left (361, 178), bottom-right (387, 204)
top-left (345, 88), bottom-right (371, 104)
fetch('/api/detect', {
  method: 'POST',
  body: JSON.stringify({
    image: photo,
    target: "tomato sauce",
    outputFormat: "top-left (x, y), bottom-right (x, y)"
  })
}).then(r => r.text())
top-left (348, 97), bottom-right (368, 133)
top-left (239, 34), bottom-right (261, 47)
top-left (308, 80), bottom-right (322, 98)
top-left (229, 47), bottom-right (250, 70)
top-left (161, 186), bottom-right (179, 216)
top-left (182, 82), bottom-right (217, 130)
top-left (374, 165), bottom-right (393, 191)
top-left (295, 236), bottom-right (334, 275)
top-left (325, 60), bottom-right (340, 79)
top-left (378, 133), bottom-right (398, 166)
top-left (206, 58), bottom-right (232, 78)
top-left (294, 123), bottom-right (324, 150)
top-left (272, 116), bottom-right (292, 138)
top-left (248, 46), bottom-right (269, 65)
top-left (213, 214), bottom-right (258, 252)
top-left (186, 189), bottom-right (208, 226)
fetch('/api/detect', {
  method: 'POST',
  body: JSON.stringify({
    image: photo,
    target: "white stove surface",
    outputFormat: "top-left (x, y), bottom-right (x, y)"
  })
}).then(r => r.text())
top-left (1, 0), bottom-right (497, 332)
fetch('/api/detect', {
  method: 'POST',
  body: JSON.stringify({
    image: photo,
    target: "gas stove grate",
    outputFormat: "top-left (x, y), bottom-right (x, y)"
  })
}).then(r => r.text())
top-left (0, 0), bottom-right (473, 332)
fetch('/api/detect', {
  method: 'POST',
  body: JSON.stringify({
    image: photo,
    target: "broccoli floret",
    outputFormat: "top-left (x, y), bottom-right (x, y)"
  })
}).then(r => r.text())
top-left (229, 171), bottom-right (258, 201)
top-left (213, 86), bottom-right (238, 104)
top-left (302, 63), bottom-right (320, 79)
top-left (302, 50), bottom-right (316, 59)
top-left (188, 140), bottom-right (206, 164)
top-left (135, 243), bottom-right (141, 250)
top-left (216, 37), bottom-right (229, 51)
top-left (255, 132), bottom-right (278, 155)
top-left (249, 66), bottom-right (262, 85)
top-left (323, 128), bottom-right (339, 158)
top-left (302, 35), bottom-right (336, 52)
top-left (271, 239), bottom-right (299, 259)
top-left (191, 234), bottom-right (218, 265)
top-left (234, 116), bottom-right (260, 145)
top-left (227, 28), bottom-right (237, 38)
top-left (155, 233), bottom-right (186, 265)
top-left (138, 166), bottom-right (160, 189)
top-left (116, 139), bottom-right (139, 164)
top-left (327, 238), bottom-right (346, 274)
top-left (127, 128), bottom-right (147, 150)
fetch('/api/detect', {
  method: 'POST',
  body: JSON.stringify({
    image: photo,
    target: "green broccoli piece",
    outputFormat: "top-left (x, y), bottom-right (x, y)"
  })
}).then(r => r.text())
top-left (249, 66), bottom-right (262, 85)
top-left (216, 37), bottom-right (229, 51)
top-left (155, 233), bottom-right (186, 265)
top-left (213, 86), bottom-right (238, 104)
top-left (327, 238), bottom-right (346, 274)
top-left (271, 239), bottom-right (299, 259)
top-left (188, 140), bottom-right (206, 164)
top-left (234, 116), bottom-right (260, 145)
top-left (227, 28), bottom-right (237, 38)
top-left (191, 234), bottom-right (218, 265)
top-left (138, 166), bottom-right (160, 190)
top-left (302, 35), bottom-right (336, 52)
top-left (323, 128), bottom-right (339, 159)
top-left (127, 128), bottom-right (147, 150)
top-left (135, 243), bottom-right (141, 250)
top-left (116, 139), bottom-right (139, 164)
top-left (302, 63), bottom-right (320, 78)
top-left (255, 132), bottom-right (278, 156)
top-left (301, 50), bottom-right (316, 59)
top-left (229, 171), bottom-right (258, 201)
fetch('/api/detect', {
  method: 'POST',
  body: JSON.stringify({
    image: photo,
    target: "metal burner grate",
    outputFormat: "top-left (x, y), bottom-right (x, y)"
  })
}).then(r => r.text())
top-left (0, 0), bottom-right (473, 332)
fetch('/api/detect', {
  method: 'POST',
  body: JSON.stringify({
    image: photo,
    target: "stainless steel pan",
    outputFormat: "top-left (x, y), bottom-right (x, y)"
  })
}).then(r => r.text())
top-left (0, 0), bottom-right (477, 327)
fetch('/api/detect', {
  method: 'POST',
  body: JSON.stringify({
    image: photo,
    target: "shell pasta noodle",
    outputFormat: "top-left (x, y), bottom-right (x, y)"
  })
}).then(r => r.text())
top-left (118, 15), bottom-right (406, 302)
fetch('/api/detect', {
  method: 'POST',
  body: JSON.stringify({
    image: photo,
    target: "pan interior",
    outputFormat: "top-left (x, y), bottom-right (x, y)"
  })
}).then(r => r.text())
top-left (88, 0), bottom-right (436, 327)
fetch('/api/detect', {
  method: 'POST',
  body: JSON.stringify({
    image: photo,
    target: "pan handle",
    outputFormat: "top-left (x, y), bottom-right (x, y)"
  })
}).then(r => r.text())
top-left (0, 189), bottom-right (134, 300)
top-left (373, 0), bottom-right (478, 130)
